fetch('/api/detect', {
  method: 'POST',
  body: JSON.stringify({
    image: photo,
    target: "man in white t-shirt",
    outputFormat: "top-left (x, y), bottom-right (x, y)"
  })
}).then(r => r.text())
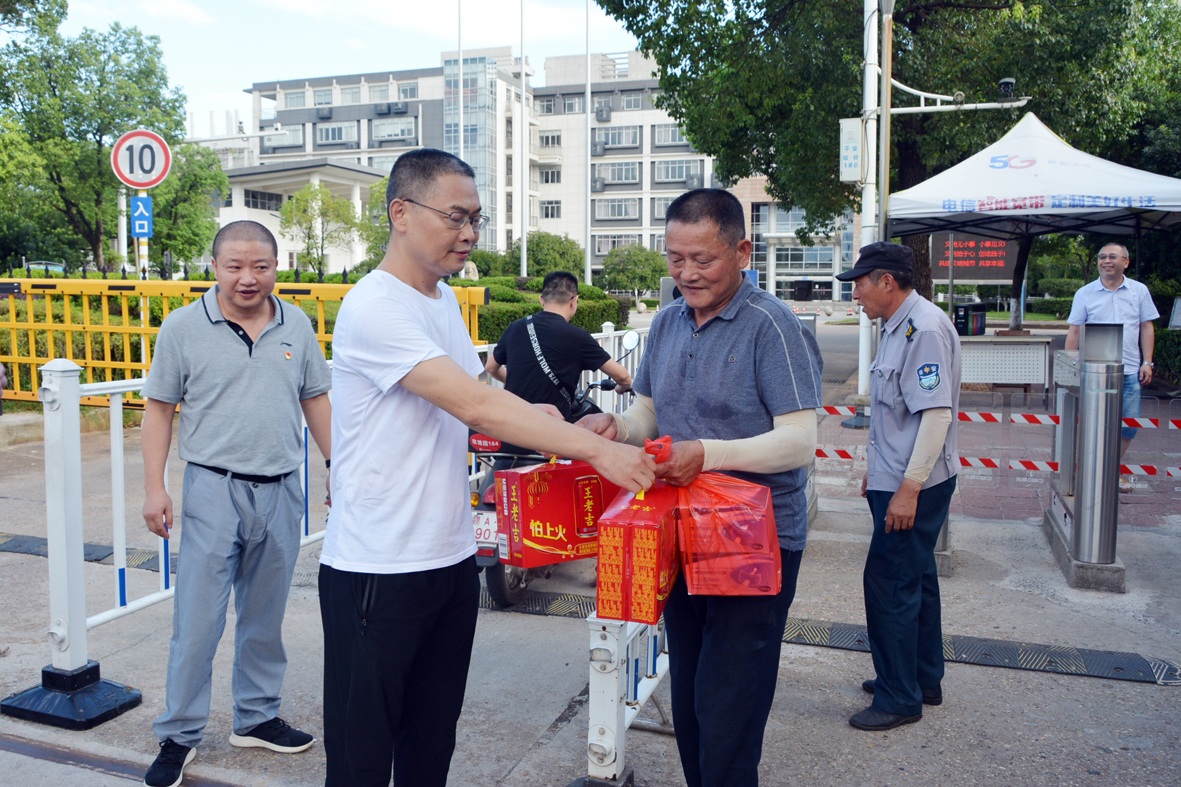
top-left (319, 148), bottom-right (654, 787)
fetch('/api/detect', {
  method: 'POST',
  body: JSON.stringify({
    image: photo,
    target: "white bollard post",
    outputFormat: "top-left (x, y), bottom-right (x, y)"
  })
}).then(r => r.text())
top-left (586, 616), bottom-right (632, 783)
top-left (0, 359), bottom-right (143, 729)
top-left (41, 359), bottom-right (89, 672)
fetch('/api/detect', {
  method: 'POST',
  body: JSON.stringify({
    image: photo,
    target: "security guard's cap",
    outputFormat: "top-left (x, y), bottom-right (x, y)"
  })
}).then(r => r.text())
top-left (835, 241), bottom-right (914, 281)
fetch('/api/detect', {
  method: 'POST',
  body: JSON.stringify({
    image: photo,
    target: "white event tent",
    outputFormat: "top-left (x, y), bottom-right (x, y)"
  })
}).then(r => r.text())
top-left (888, 113), bottom-right (1181, 240)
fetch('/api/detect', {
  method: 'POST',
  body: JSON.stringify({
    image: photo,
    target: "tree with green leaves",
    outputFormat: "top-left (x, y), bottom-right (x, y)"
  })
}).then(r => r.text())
top-left (0, 14), bottom-right (186, 272)
top-left (597, 0), bottom-right (1181, 326)
top-left (147, 144), bottom-right (228, 278)
top-left (598, 243), bottom-right (666, 297)
top-left (0, 0), bottom-right (52, 31)
top-left (505, 231), bottom-right (585, 278)
top-left (279, 182), bottom-right (358, 282)
top-left (0, 111), bottom-right (87, 271)
top-left (356, 176), bottom-right (390, 269)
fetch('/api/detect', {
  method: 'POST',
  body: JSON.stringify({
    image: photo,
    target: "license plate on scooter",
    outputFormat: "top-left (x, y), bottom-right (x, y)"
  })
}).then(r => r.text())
top-left (472, 510), bottom-right (498, 549)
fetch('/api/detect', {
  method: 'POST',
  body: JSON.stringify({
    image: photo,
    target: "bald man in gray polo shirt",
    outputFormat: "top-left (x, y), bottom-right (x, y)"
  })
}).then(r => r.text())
top-left (140, 221), bottom-right (332, 787)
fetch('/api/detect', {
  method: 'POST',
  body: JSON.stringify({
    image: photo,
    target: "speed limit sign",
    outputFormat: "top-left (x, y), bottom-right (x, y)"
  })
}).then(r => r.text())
top-left (111, 129), bottom-right (172, 189)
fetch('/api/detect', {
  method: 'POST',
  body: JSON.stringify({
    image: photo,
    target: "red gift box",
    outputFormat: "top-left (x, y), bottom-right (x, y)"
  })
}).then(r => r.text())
top-left (677, 472), bottom-right (781, 596)
top-left (596, 482), bottom-right (680, 624)
top-left (495, 460), bottom-right (622, 569)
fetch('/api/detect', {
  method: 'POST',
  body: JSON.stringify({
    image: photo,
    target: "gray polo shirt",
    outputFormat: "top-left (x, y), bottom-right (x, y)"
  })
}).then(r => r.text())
top-left (867, 290), bottom-right (961, 493)
top-left (142, 286), bottom-right (332, 477)
top-left (634, 277), bottom-right (824, 551)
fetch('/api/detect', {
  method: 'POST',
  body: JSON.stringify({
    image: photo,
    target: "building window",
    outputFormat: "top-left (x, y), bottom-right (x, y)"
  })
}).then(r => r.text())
top-left (541, 200), bottom-right (561, 219)
top-left (595, 96), bottom-right (613, 110)
top-left (372, 118), bottom-right (415, 139)
top-left (594, 234), bottom-right (640, 255)
top-left (369, 84), bottom-right (389, 102)
top-left (775, 205), bottom-right (807, 233)
top-left (539, 130), bottom-right (561, 148)
top-left (775, 245), bottom-right (834, 270)
top-left (595, 197), bottom-right (639, 220)
top-left (751, 203), bottom-right (769, 263)
top-left (538, 97), bottom-right (555, 115)
top-left (653, 124), bottom-right (687, 146)
top-left (654, 159), bottom-right (701, 182)
top-left (652, 233), bottom-right (665, 253)
top-left (264, 126), bottom-right (304, 148)
top-left (623, 93), bottom-right (642, 111)
top-left (540, 165), bottom-right (561, 184)
top-left (245, 190), bottom-right (283, 211)
top-left (284, 91), bottom-right (305, 109)
top-left (314, 88), bottom-right (333, 106)
top-left (563, 95), bottom-right (584, 113)
top-left (317, 122), bottom-right (357, 144)
top-left (341, 86), bottom-right (360, 104)
top-left (370, 155), bottom-right (399, 172)
top-left (595, 161), bottom-right (640, 184)
top-left (399, 82), bottom-right (418, 100)
top-left (653, 196), bottom-right (674, 220)
top-left (593, 126), bottom-right (640, 148)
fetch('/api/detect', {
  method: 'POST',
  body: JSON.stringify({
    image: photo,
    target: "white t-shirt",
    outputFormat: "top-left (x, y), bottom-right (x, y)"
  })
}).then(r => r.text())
top-left (320, 270), bottom-right (483, 574)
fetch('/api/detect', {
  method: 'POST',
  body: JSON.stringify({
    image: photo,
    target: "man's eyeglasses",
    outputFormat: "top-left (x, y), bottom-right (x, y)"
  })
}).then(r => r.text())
top-left (1097, 253), bottom-right (1127, 261)
top-left (404, 199), bottom-right (488, 231)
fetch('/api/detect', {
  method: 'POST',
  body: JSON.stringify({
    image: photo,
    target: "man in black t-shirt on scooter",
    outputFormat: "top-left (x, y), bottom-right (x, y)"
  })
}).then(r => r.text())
top-left (486, 270), bottom-right (632, 421)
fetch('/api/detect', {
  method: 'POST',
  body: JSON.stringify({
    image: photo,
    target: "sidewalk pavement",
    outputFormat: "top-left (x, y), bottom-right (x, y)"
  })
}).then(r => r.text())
top-left (2, 427), bottom-right (1180, 786)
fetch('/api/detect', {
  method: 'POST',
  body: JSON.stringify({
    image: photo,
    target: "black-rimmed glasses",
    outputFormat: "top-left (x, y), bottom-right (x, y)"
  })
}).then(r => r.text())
top-left (404, 198), bottom-right (488, 231)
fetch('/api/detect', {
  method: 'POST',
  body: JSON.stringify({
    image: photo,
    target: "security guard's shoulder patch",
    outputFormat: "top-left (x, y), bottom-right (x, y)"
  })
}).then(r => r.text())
top-left (905, 318), bottom-right (917, 342)
top-left (917, 363), bottom-right (941, 391)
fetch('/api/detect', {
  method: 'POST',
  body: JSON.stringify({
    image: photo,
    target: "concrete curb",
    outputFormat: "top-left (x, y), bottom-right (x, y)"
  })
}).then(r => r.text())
top-left (0, 409), bottom-right (130, 449)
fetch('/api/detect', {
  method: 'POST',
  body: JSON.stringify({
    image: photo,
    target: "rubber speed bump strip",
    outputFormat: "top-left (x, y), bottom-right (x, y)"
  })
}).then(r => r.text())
top-left (481, 594), bottom-right (1181, 687)
top-left (780, 617), bottom-right (1181, 686)
top-left (0, 533), bottom-right (175, 573)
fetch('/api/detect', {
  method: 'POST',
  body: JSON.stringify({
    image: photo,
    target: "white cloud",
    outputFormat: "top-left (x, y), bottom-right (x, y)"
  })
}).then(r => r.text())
top-left (138, 0), bottom-right (216, 26)
top-left (341, 38), bottom-right (369, 52)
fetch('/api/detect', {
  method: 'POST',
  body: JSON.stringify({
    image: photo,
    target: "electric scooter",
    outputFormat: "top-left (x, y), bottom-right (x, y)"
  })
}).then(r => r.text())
top-left (469, 330), bottom-right (640, 607)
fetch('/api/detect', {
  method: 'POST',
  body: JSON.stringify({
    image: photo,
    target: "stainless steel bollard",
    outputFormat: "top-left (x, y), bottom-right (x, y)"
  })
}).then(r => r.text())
top-left (1071, 360), bottom-right (1122, 564)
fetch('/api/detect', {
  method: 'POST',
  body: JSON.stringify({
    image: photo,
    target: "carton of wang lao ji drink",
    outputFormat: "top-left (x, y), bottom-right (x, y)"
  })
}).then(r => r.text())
top-left (596, 482), bottom-right (680, 624)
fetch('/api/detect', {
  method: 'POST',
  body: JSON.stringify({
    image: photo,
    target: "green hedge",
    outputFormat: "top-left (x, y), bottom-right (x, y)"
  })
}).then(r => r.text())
top-left (1038, 278), bottom-right (1086, 299)
top-left (477, 296), bottom-right (630, 343)
top-left (472, 276), bottom-right (521, 289)
top-left (1156, 330), bottom-right (1180, 385)
top-left (641, 298), bottom-right (660, 308)
top-left (484, 284), bottom-right (529, 303)
top-left (1025, 298), bottom-right (1074, 318)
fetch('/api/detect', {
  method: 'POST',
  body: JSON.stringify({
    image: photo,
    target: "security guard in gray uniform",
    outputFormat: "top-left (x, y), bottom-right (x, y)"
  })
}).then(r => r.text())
top-left (836, 242), bottom-right (960, 732)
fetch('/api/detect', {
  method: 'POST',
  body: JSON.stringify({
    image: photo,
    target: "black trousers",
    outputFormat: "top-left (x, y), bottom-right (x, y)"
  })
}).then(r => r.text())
top-left (319, 558), bottom-right (480, 787)
top-left (662, 548), bottom-right (804, 787)
top-left (864, 476), bottom-right (957, 716)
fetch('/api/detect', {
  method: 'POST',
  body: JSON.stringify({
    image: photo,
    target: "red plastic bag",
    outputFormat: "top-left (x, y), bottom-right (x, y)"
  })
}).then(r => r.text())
top-left (676, 472), bottom-right (781, 596)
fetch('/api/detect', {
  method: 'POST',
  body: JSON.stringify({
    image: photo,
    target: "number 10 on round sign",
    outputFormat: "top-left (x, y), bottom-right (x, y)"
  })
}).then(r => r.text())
top-left (111, 129), bottom-right (172, 276)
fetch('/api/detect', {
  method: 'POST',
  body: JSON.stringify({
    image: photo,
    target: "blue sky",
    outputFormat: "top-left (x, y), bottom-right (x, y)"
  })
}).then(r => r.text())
top-left (61, 0), bottom-right (638, 136)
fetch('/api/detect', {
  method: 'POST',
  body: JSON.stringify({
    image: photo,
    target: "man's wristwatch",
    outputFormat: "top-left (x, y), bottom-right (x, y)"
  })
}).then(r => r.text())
top-left (1143, 362), bottom-right (1154, 368)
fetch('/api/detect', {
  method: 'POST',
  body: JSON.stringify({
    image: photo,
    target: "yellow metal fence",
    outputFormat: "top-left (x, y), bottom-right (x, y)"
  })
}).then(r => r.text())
top-left (0, 279), bottom-right (486, 407)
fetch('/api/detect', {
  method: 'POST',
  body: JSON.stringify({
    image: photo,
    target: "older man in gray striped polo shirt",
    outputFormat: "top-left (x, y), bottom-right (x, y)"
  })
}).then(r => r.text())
top-left (579, 189), bottom-right (823, 787)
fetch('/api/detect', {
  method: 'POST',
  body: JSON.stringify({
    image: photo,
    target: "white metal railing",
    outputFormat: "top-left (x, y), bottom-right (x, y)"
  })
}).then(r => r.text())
top-left (586, 616), bottom-right (669, 780)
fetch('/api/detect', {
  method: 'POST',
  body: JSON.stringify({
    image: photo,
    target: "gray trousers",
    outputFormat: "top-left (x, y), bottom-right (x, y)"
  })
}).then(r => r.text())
top-left (153, 463), bottom-right (304, 747)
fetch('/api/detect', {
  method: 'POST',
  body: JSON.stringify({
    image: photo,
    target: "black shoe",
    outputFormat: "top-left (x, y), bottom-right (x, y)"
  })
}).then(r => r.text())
top-left (849, 705), bottom-right (923, 731)
top-left (229, 717), bottom-right (314, 753)
top-left (144, 740), bottom-right (194, 787)
top-left (861, 678), bottom-right (943, 706)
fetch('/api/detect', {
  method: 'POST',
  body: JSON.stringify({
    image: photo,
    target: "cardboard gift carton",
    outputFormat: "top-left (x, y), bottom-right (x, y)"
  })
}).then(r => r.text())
top-left (495, 460), bottom-right (622, 569)
top-left (677, 472), bottom-right (781, 596)
top-left (596, 482), bottom-right (680, 624)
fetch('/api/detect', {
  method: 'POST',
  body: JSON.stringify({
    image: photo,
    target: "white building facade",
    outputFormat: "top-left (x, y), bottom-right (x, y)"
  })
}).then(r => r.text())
top-left (201, 48), bottom-right (854, 296)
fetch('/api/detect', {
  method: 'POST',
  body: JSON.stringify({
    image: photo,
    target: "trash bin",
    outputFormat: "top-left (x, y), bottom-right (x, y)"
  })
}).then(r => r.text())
top-left (954, 302), bottom-right (987, 336)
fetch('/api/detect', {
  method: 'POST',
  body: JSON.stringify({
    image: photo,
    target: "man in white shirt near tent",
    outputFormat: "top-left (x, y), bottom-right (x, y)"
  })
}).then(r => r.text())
top-left (318, 148), bottom-right (654, 787)
top-left (1065, 243), bottom-right (1158, 492)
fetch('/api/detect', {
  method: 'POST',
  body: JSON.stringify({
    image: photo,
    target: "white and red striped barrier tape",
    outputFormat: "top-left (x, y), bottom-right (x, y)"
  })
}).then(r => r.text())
top-left (814, 448), bottom-right (1176, 477)
top-left (827, 409), bottom-right (1177, 428)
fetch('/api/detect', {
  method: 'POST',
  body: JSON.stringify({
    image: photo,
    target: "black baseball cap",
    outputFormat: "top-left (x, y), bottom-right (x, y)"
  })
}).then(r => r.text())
top-left (835, 241), bottom-right (914, 281)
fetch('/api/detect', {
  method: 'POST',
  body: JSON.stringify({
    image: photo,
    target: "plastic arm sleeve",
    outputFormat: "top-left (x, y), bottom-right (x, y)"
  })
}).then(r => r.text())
top-left (698, 408), bottom-right (818, 474)
top-left (903, 407), bottom-right (952, 486)
top-left (611, 394), bottom-right (659, 447)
